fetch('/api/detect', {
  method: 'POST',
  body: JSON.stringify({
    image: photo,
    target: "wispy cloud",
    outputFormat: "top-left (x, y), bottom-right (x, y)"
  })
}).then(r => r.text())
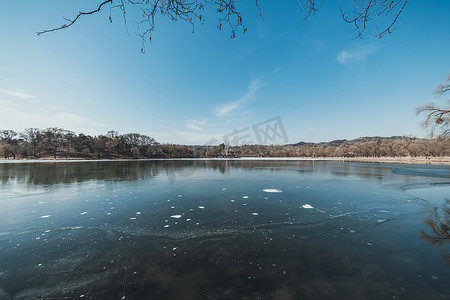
top-left (185, 119), bottom-right (238, 132)
top-left (186, 120), bottom-right (204, 131)
top-left (0, 99), bottom-right (108, 135)
top-left (337, 45), bottom-right (377, 64)
top-left (0, 89), bottom-right (35, 100)
top-left (215, 79), bottom-right (262, 117)
top-left (55, 112), bottom-right (107, 128)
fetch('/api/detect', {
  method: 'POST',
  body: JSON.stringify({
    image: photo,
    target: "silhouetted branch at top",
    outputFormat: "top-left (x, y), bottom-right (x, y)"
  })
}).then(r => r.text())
top-left (37, 0), bottom-right (113, 35)
top-left (37, 0), bottom-right (254, 53)
top-left (301, 0), bottom-right (408, 38)
top-left (38, 1), bottom-right (410, 52)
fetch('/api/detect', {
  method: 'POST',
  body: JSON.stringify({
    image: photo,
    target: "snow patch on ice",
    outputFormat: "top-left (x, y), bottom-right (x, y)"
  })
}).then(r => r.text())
top-left (301, 204), bottom-right (313, 209)
top-left (263, 189), bottom-right (283, 193)
top-left (170, 215), bottom-right (182, 219)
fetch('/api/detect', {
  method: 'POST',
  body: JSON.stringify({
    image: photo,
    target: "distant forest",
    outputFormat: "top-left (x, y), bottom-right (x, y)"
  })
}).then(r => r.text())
top-left (0, 128), bottom-right (449, 160)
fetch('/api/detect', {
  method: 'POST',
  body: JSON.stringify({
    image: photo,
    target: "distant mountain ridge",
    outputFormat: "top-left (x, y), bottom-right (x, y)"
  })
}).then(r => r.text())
top-left (292, 136), bottom-right (406, 147)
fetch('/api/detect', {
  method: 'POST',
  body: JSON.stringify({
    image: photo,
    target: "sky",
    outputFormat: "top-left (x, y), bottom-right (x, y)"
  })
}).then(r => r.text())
top-left (0, 1), bottom-right (449, 145)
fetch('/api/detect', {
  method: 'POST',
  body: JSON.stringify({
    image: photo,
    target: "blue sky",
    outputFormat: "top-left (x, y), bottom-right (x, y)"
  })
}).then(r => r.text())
top-left (0, 1), bottom-right (449, 145)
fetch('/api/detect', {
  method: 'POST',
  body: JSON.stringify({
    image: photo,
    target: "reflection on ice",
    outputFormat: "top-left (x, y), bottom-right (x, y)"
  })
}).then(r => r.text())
top-left (0, 161), bottom-right (449, 299)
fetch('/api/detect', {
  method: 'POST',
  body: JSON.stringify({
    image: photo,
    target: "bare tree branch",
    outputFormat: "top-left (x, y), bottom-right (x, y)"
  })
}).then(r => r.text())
top-left (300, 0), bottom-right (320, 21)
top-left (301, 0), bottom-right (408, 38)
top-left (38, 0), bottom-right (410, 51)
top-left (434, 74), bottom-right (450, 97)
top-left (37, 0), bottom-right (113, 35)
top-left (37, 0), bottom-right (253, 53)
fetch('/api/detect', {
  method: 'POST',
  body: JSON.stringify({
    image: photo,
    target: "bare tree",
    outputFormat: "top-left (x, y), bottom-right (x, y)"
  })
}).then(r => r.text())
top-left (20, 128), bottom-right (42, 158)
top-left (37, 1), bottom-right (408, 52)
top-left (42, 127), bottom-right (66, 159)
top-left (417, 73), bottom-right (450, 137)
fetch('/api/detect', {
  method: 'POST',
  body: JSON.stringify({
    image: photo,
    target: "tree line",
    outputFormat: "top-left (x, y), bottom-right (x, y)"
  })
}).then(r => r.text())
top-left (1, 128), bottom-right (449, 160)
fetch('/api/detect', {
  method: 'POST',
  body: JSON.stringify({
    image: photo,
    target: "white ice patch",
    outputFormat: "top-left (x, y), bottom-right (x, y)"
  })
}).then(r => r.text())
top-left (263, 189), bottom-right (283, 193)
top-left (252, 213), bottom-right (259, 216)
top-left (40, 215), bottom-right (50, 218)
top-left (80, 212), bottom-right (88, 215)
top-left (164, 225), bottom-right (169, 228)
top-left (301, 204), bottom-right (314, 209)
top-left (136, 212), bottom-right (141, 215)
top-left (170, 215), bottom-right (182, 219)
top-left (198, 206), bottom-right (205, 209)
top-left (130, 217), bottom-right (137, 220)
top-left (243, 196), bottom-right (249, 199)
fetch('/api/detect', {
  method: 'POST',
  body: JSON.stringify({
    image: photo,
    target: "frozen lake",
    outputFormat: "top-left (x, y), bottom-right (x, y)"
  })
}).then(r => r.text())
top-left (0, 160), bottom-right (449, 299)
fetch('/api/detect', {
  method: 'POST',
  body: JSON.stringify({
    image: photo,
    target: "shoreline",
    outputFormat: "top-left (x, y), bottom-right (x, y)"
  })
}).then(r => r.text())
top-left (0, 156), bottom-right (449, 165)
